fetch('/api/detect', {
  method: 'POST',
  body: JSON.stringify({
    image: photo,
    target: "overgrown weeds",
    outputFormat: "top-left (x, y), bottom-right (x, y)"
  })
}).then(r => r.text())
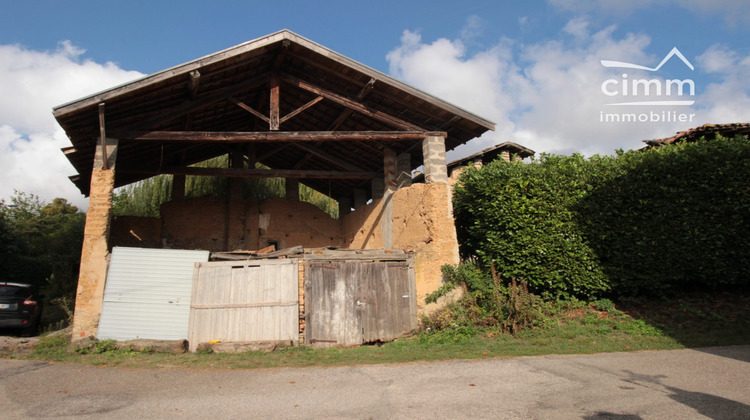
top-left (423, 263), bottom-right (544, 338)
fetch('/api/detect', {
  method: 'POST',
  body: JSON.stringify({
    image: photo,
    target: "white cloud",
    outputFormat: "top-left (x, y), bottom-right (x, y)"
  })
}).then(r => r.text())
top-left (0, 41), bottom-right (143, 209)
top-left (695, 44), bottom-right (750, 123)
top-left (386, 19), bottom-right (750, 160)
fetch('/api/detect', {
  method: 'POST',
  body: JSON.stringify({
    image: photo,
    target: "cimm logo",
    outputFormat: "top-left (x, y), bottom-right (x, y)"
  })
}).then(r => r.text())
top-left (600, 47), bottom-right (695, 106)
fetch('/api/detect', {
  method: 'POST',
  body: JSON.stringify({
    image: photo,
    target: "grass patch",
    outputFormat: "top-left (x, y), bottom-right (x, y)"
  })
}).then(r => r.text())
top-left (17, 291), bottom-right (749, 370)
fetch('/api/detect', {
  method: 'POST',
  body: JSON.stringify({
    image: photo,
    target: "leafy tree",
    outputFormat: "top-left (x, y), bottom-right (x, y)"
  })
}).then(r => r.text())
top-left (0, 192), bottom-right (85, 299)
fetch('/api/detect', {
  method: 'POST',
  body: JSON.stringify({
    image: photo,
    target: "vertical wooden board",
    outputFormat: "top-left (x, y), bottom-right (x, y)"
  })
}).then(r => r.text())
top-left (305, 261), bottom-right (363, 347)
top-left (360, 260), bottom-right (416, 342)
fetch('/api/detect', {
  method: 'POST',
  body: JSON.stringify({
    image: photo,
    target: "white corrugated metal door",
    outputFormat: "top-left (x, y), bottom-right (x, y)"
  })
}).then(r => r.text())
top-left (97, 247), bottom-right (209, 341)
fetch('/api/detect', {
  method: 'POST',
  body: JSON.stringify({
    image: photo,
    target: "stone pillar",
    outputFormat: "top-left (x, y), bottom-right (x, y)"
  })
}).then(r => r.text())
top-left (396, 152), bottom-right (412, 188)
top-left (371, 178), bottom-right (385, 201)
top-left (72, 139), bottom-right (117, 340)
top-left (472, 157), bottom-right (483, 169)
top-left (286, 178), bottom-right (299, 201)
top-left (353, 189), bottom-right (367, 209)
top-left (422, 136), bottom-right (448, 183)
top-left (501, 150), bottom-right (511, 162)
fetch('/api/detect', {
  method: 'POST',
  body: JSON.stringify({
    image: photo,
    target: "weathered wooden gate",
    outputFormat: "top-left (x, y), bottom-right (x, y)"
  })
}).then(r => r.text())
top-left (188, 259), bottom-right (299, 352)
top-left (304, 257), bottom-right (417, 347)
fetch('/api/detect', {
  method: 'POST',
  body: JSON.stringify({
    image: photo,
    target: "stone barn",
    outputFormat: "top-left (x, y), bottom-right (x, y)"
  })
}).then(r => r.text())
top-left (53, 30), bottom-right (494, 344)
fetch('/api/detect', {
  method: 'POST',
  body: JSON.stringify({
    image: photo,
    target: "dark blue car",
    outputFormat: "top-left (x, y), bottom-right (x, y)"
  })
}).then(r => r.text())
top-left (0, 282), bottom-right (43, 336)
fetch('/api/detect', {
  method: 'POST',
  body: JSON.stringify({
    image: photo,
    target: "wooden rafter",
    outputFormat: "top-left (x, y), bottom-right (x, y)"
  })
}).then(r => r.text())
top-left (256, 143), bottom-right (291, 161)
top-left (280, 73), bottom-right (425, 131)
top-left (328, 78), bottom-right (375, 131)
top-left (123, 73), bottom-right (269, 132)
top-left (112, 130), bottom-right (447, 142)
top-left (293, 143), bottom-right (364, 172)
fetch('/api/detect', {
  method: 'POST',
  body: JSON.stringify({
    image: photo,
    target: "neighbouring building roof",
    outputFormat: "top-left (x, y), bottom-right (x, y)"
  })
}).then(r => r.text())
top-left (447, 141), bottom-right (534, 170)
top-left (644, 123), bottom-right (750, 148)
top-left (53, 29), bottom-right (495, 198)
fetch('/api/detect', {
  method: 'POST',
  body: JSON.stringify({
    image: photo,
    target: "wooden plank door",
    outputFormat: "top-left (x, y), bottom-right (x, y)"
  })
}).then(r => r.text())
top-left (305, 259), bottom-right (417, 347)
top-left (188, 259), bottom-right (299, 352)
top-left (360, 261), bottom-right (417, 342)
top-left (305, 260), bottom-right (363, 347)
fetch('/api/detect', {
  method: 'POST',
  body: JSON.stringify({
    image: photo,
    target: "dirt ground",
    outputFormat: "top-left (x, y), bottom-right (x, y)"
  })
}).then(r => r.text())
top-left (0, 332), bottom-right (39, 356)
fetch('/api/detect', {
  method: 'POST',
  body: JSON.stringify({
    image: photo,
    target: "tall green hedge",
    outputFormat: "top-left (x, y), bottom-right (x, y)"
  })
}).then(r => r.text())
top-left (453, 135), bottom-right (750, 298)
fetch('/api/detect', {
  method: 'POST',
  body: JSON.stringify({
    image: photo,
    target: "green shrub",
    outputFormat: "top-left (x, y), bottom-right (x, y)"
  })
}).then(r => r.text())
top-left (453, 135), bottom-right (750, 298)
top-left (453, 154), bottom-right (612, 299)
top-left (577, 135), bottom-right (750, 296)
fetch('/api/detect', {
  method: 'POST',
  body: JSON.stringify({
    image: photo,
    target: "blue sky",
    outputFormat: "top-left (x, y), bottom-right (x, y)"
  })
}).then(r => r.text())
top-left (1, 0), bottom-right (749, 207)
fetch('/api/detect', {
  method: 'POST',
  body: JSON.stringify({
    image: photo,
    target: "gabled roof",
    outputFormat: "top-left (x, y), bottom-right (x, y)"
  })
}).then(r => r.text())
top-left (54, 29), bottom-right (495, 198)
top-left (447, 141), bottom-right (534, 169)
top-left (644, 123), bottom-right (750, 147)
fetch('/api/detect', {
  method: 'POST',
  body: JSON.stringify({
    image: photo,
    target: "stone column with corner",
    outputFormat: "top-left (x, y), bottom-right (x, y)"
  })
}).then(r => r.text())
top-left (72, 138), bottom-right (118, 340)
top-left (422, 136), bottom-right (449, 183)
top-left (414, 135), bottom-right (461, 313)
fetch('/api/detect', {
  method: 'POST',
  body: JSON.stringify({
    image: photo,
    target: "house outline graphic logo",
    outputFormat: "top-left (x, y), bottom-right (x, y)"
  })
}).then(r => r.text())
top-left (600, 47), bottom-right (695, 106)
top-left (601, 47), bottom-right (694, 72)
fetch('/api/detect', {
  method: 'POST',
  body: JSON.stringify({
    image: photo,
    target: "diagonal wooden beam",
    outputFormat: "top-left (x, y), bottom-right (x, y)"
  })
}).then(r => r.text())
top-left (229, 96), bottom-right (270, 123)
top-left (279, 73), bottom-right (425, 131)
top-left (329, 78), bottom-right (375, 131)
top-left (279, 96), bottom-right (323, 125)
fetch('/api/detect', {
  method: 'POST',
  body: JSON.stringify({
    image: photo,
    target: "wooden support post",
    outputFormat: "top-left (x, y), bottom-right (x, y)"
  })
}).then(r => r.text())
top-left (286, 178), bottom-right (299, 201)
top-left (270, 75), bottom-right (280, 130)
top-left (98, 103), bottom-right (107, 170)
top-left (172, 175), bottom-right (186, 201)
top-left (226, 150), bottom-right (246, 251)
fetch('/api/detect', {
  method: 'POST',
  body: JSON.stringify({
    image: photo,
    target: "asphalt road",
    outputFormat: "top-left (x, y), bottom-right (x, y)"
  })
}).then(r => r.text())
top-left (1, 345), bottom-right (749, 419)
